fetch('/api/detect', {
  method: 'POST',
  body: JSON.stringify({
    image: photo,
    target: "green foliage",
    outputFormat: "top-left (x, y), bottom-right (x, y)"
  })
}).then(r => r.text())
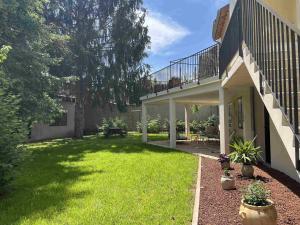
top-left (204, 114), bottom-right (219, 127)
top-left (230, 134), bottom-right (244, 145)
top-left (190, 120), bottom-right (206, 133)
top-left (191, 105), bottom-right (201, 113)
top-left (147, 119), bottom-right (161, 134)
top-left (243, 181), bottom-right (271, 206)
top-left (0, 0), bottom-right (64, 124)
top-left (229, 137), bottom-right (262, 165)
top-left (176, 120), bottom-right (185, 132)
top-left (0, 46), bottom-right (27, 192)
top-left (45, 0), bottom-right (150, 110)
top-left (100, 117), bottom-right (128, 137)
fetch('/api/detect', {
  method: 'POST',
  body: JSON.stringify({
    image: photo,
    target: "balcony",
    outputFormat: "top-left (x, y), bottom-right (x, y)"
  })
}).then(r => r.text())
top-left (140, 44), bottom-right (220, 99)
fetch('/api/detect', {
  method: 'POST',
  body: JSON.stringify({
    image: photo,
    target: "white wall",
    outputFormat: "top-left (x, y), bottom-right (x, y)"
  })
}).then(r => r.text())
top-left (270, 120), bottom-right (300, 182)
top-left (30, 101), bottom-right (75, 141)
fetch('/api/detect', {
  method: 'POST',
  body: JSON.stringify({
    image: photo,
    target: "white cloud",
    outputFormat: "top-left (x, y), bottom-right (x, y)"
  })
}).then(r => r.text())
top-left (145, 10), bottom-right (190, 55)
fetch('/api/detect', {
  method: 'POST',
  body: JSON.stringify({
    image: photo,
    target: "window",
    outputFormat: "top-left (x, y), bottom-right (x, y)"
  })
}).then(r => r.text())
top-left (237, 98), bottom-right (243, 129)
top-left (50, 112), bottom-right (68, 126)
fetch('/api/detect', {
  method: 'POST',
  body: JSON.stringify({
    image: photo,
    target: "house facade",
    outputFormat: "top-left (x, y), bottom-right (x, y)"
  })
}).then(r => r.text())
top-left (140, 0), bottom-right (300, 182)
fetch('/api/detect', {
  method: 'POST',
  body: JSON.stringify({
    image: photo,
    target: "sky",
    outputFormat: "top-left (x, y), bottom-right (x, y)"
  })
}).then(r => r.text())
top-left (143, 0), bottom-right (228, 72)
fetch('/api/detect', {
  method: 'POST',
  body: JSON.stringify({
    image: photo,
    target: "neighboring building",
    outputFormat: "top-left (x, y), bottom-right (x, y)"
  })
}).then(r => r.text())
top-left (30, 96), bottom-right (76, 141)
top-left (140, 0), bottom-right (300, 182)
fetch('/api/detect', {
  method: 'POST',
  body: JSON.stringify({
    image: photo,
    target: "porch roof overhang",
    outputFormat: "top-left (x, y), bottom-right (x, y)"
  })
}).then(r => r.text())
top-left (141, 77), bottom-right (221, 105)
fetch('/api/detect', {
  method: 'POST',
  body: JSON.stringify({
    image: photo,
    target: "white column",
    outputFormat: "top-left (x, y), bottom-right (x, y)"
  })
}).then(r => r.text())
top-left (219, 87), bottom-right (230, 154)
top-left (142, 102), bottom-right (147, 143)
top-left (184, 105), bottom-right (190, 138)
top-left (169, 98), bottom-right (176, 148)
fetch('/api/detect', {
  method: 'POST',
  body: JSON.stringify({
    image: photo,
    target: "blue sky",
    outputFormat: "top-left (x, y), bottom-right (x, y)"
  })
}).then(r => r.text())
top-left (144, 0), bottom-right (228, 72)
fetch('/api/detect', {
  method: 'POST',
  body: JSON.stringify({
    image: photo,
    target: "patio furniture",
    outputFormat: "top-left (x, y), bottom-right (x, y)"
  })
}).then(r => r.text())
top-left (104, 128), bottom-right (127, 138)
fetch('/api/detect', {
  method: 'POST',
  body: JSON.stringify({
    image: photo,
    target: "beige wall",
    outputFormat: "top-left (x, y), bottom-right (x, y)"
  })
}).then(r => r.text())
top-left (30, 101), bottom-right (75, 141)
top-left (264, 0), bottom-right (298, 27)
top-left (229, 0), bottom-right (300, 29)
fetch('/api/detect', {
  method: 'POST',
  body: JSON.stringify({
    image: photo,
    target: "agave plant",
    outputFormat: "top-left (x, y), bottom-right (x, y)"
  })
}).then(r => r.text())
top-left (229, 137), bottom-right (262, 165)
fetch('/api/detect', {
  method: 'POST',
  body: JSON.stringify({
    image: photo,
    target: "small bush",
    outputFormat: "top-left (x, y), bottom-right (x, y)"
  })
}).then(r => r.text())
top-left (147, 119), bottom-right (161, 133)
top-left (204, 114), bottom-right (219, 127)
top-left (243, 181), bottom-right (271, 206)
top-left (100, 117), bottom-right (128, 137)
top-left (176, 120), bottom-right (185, 132)
top-left (190, 120), bottom-right (206, 133)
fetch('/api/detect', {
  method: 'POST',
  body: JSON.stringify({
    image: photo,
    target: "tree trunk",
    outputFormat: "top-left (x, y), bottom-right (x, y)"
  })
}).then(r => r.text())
top-left (74, 99), bottom-right (84, 138)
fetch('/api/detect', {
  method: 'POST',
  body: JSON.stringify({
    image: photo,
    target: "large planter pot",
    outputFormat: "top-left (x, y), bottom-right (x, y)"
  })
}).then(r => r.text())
top-left (239, 199), bottom-right (277, 225)
top-left (241, 164), bottom-right (254, 177)
top-left (221, 175), bottom-right (235, 190)
top-left (220, 161), bottom-right (230, 170)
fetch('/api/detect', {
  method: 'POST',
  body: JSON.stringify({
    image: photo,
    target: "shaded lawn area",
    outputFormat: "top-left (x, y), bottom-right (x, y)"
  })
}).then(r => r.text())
top-left (0, 133), bottom-right (198, 225)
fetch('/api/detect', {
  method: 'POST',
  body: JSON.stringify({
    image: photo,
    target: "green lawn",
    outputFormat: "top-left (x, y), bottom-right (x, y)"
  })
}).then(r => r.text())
top-left (0, 133), bottom-right (198, 225)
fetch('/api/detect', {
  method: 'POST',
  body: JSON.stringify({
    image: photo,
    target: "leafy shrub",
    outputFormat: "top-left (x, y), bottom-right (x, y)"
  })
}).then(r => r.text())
top-left (176, 120), bottom-right (185, 132)
top-left (243, 181), bottom-right (271, 206)
top-left (229, 137), bottom-right (262, 165)
top-left (190, 120), bottom-right (206, 133)
top-left (100, 117), bottom-right (128, 136)
top-left (147, 119), bottom-right (161, 133)
top-left (204, 114), bottom-right (219, 127)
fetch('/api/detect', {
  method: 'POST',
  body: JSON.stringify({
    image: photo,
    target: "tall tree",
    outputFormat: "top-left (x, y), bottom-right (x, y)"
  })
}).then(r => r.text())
top-left (45, 0), bottom-right (150, 138)
top-left (0, 0), bottom-right (64, 127)
top-left (0, 45), bottom-right (26, 192)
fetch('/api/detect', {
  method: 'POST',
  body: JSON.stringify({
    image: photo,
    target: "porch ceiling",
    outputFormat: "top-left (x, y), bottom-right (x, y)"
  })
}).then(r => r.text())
top-left (174, 90), bottom-right (219, 105)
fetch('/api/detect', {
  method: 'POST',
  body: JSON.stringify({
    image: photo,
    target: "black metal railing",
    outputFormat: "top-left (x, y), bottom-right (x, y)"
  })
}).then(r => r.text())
top-left (220, 0), bottom-right (300, 170)
top-left (219, 0), bottom-right (243, 77)
top-left (141, 44), bottom-right (219, 95)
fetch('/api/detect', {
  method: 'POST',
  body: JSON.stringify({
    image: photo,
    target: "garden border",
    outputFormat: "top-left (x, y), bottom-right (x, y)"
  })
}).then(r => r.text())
top-left (192, 156), bottom-right (202, 225)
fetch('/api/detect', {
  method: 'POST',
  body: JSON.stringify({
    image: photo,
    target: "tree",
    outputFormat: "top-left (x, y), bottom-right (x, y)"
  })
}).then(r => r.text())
top-left (45, 0), bottom-right (150, 138)
top-left (0, 0), bottom-right (64, 128)
top-left (0, 46), bottom-right (26, 193)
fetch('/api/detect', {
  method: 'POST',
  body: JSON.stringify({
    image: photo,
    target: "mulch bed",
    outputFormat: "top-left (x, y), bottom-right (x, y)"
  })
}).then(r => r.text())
top-left (198, 157), bottom-right (300, 225)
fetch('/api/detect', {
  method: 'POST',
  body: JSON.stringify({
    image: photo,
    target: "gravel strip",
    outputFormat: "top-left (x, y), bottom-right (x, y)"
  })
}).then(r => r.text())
top-left (198, 157), bottom-right (300, 225)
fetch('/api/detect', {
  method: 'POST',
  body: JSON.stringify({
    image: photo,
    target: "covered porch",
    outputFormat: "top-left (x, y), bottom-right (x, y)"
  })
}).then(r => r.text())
top-left (141, 77), bottom-right (222, 156)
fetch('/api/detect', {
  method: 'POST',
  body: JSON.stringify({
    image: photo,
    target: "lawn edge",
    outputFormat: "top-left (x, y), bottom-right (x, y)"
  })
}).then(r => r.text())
top-left (192, 156), bottom-right (201, 225)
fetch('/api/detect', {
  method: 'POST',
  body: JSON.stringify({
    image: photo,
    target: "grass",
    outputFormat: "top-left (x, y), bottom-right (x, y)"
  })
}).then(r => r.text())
top-left (0, 133), bottom-right (198, 225)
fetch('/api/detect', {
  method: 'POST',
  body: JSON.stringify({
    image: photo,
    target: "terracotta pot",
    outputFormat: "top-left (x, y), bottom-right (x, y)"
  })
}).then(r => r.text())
top-left (220, 161), bottom-right (230, 170)
top-left (221, 175), bottom-right (235, 190)
top-left (241, 164), bottom-right (254, 177)
top-left (239, 199), bottom-right (277, 225)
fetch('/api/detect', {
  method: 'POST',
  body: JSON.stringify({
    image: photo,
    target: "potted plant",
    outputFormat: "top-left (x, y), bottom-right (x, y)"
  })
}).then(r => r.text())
top-left (221, 169), bottom-right (235, 190)
top-left (239, 181), bottom-right (277, 225)
top-left (218, 153), bottom-right (230, 169)
top-left (229, 137), bottom-right (261, 177)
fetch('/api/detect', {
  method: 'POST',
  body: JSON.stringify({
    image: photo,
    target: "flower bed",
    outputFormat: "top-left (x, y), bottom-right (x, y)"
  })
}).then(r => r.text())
top-left (198, 157), bottom-right (300, 225)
